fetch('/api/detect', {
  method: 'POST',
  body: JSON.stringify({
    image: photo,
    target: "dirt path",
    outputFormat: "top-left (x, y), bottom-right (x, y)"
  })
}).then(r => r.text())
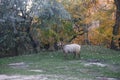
top-left (0, 74), bottom-right (119, 80)
top-left (0, 60), bottom-right (119, 80)
top-left (0, 74), bottom-right (94, 80)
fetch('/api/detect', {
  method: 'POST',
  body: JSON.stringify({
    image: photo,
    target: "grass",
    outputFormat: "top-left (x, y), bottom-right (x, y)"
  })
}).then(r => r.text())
top-left (0, 45), bottom-right (120, 80)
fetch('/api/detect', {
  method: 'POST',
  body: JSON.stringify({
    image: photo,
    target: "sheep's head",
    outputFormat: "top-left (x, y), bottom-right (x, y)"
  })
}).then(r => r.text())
top-left (57, 41), bottom-right (64, 49)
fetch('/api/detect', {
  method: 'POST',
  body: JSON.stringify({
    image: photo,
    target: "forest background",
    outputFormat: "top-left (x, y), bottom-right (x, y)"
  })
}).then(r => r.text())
top-left (0, 0), bottom-right (120, 57)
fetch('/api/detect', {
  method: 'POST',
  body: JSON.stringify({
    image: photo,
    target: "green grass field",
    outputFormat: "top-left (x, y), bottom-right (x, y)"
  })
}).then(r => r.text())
top-left (0, 45), bottom-right (120, 80)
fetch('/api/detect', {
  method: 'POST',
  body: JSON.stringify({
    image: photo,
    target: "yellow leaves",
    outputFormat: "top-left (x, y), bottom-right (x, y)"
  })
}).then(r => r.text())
top-left (34, 0), bottom-right (116, 48)
top-left (73, 15), bottom-right (80, 19)
top-left (71, 36), bottom-right (84, 44)
top-left (83, 18), bottom-right (91, 24)
top-left (88, 27), bottom-right (113, 47)
top-left (112, 35), bottom-right (120, 47)
top-left (105, 27), bottom-right (113, 37)
top-left (32, 17), bottom-right (40, 24)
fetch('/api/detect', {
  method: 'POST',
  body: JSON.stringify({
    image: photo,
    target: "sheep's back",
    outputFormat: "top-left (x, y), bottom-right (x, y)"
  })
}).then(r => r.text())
top-left (63, 45), bottom-right (73, 53)
top-left (63, 44), bottom-right (81, 53)
top-left (71, 44), bottom-right (81, 53)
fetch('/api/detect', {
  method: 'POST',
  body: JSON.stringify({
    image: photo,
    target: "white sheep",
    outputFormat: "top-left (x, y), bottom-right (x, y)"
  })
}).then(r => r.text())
top-left (63, 44), bottom-right (81, 59)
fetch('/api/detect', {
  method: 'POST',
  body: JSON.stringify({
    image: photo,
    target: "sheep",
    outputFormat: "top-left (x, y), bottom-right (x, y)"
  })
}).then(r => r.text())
top-left (57, 42), bottom-right (81, 59)
top-left (63, 44), bottom-right (81, 59)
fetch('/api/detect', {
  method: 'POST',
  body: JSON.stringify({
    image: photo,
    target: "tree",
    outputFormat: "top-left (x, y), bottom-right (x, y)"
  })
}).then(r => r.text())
top-left (0, 0), bottom-right (71, 56)
top-left (59, 0), bottom-right (116, 47)
top-left (111, 0), bottom-right (120, 49)
top-left (58, 0), bottom-right (90, 44)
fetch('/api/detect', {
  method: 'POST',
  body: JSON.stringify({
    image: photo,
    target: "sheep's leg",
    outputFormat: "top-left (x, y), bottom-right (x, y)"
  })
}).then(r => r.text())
top-left (64, 53), bottom-right (67, 59)
top-left (73, 52), bottom-right (76, 58)
top-left (78, 53), bottom-right (80, 59)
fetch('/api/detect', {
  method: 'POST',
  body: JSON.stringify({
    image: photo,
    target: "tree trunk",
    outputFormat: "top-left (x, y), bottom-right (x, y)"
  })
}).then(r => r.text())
top-left (27, 26), bottom-right (38, 53)
top-left (111, 0), bottom-right (120, 49)
top-left (84, 24), bottom-right (90, 45)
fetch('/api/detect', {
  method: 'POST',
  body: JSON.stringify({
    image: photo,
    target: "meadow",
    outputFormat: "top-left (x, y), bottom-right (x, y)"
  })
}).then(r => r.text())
top-left (0, 45), bottom-right (120, 80)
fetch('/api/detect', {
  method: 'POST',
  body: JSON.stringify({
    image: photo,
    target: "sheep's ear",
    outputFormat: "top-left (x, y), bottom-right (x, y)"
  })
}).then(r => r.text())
top-left (61, 42), bottom-right (64, 45)
top-left (57, 41), bottom-right (63, 48)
